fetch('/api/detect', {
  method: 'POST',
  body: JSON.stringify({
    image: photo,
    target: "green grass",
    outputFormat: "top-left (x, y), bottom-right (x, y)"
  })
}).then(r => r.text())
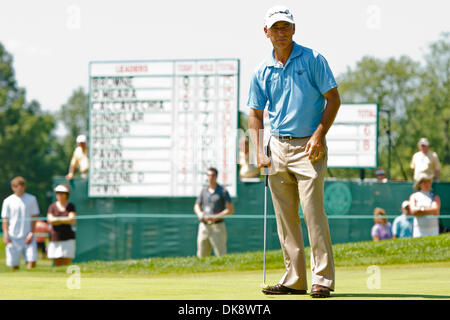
top-left (36, 233), bottom-right (450, 275)
top-left (1, 262), bottom-right (449, 300)
top-left (0, 234), bottom-right (449, 299)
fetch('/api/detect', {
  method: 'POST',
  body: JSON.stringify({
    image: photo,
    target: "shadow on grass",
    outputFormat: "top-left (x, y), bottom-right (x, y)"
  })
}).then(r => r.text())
top-left (331, 293), bottom-right (450, 299)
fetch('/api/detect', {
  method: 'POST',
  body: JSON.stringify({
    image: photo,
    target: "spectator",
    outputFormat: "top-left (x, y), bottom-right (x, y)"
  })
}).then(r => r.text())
top-left (409, 174), bottom-right (440, 238)
top-left (392, 201), bottom-right (414, 239)
top-left (66, 134), bottom-right (89, 181)
top-left (35, 220), bottom-right (50, 258)
top-left (371, 207), bottom-right (392, 241)
top-left (238, 136), bottom-right (260, 179)
top-left (194, 167), bottom-right (234, 257)
top-left (375, 168), bottom-right (388, 183)
top-left (1, 176), bottom-right (40, 270)
top-left (47, 184), bottom-right (77, 266)
top-left (410, 137), bottom-right (441, 182)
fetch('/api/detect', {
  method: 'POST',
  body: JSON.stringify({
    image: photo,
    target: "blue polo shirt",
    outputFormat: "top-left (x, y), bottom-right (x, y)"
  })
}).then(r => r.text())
top-left (392, 214), bottom-right (414, 238)
top-left (247, 41), bottom-right (338, 137)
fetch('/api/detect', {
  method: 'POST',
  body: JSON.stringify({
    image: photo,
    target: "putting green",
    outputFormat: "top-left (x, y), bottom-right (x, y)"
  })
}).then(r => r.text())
top-left (1, 262), bottom-right (449, 300)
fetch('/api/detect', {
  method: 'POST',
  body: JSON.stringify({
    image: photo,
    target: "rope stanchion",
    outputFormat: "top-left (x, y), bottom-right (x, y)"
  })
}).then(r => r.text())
top-left (1, 214), bottom-right (448, 222)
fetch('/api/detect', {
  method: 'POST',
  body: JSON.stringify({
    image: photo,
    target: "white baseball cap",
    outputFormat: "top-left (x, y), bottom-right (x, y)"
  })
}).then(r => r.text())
top-left (54, 184), bottom-right (70, 193)
top-left (76, 134), bottom-right (87, 143)
top-left (401, 200), bottom-right (410, 209)
top-left (264, 5), bottom-right (295, 28)
top-left (418, 137), bottom-right (429, 146)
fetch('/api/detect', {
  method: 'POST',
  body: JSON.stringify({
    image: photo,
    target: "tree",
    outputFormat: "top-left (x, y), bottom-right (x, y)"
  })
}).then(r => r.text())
top-left (335, 55), bottom-right (422, 180)
top-left (399, 32), bottom-right (450, 180)
top-left (59, 86), bottom-right (89, 139)
top-left (54, 87), bottom-right (89, 175)
top-left (0, 43), bottom-right (18, 106)
top-left (333, 33), bottom-right (449, 181)
top-left (414, 32), bottom-right (450, 181)
top-left (338, 56), bottom-right (422, 117)
top-left (0, 42), bottom-right (59, 212)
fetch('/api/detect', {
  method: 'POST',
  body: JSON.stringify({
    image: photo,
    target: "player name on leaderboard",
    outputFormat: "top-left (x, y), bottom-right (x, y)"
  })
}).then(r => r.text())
top-left (88, 59), bottom-right (239, 197)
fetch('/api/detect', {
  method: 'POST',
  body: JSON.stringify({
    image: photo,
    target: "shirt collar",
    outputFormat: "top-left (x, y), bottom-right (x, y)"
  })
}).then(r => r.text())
top-left (267, 41), bottom-right (303, 67)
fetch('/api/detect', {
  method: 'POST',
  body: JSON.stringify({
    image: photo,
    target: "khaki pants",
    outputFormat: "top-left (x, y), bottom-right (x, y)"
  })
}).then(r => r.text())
top-left (196, 222), bottom-right (227, 258)
top-left (268, 136), bottom-right (335, 290)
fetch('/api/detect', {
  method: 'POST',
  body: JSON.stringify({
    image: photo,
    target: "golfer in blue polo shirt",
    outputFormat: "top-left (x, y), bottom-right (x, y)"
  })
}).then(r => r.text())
top-left (248, 5), bottom-right (341, 298)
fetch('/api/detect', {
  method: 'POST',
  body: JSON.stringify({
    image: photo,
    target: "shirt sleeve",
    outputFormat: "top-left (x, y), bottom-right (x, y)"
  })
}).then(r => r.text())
top-left (433, 152), bottom-right (441, 170)
top-left (67, 203), bottom-right (76, 213)
top-left (31, 196), bottom-right (40, 216)
top-left (1, 200), bottom-right (9, 219)
top-left (222, 189), bottom-right (232, 204)
top-left (371, 224), bottom-right (380, 238)
top-left (70, 147), bottom-right (80, 167)
top-left (47, 203), bottom-right (54, 215)
top-left (386, 222), bottom-right (392, 237)
top-left (247, 72), bottom-right (268, 110)
top-left (392, 219), bottom-right (399, 237)
top-left (311, 53), bottom-right (338, 95)
top-left (410, 154), bottom-right (416, 169)
top-left (195, 191), bottom-right (203, 206)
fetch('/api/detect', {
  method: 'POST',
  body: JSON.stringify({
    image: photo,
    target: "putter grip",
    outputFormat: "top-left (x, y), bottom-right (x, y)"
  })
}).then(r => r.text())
top-left (263, 143), bottom-right (271, 187)
top-left (264, 167), bottom-right (269, 187)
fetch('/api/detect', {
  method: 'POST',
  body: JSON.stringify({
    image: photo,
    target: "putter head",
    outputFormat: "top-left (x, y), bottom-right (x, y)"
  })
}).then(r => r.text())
top-left (261, 283), bottom-right (270, 290)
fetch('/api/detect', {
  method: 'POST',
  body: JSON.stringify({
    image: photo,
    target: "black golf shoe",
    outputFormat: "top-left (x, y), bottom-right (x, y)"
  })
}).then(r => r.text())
top-left (262, 283), bottom-right (307, 295)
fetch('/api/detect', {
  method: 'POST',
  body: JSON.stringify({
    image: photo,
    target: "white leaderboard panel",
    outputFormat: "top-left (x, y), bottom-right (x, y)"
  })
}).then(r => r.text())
top-left (327, 103), bottom-right (378, 168)
top-left (88, 59), bottom-right (239, 197)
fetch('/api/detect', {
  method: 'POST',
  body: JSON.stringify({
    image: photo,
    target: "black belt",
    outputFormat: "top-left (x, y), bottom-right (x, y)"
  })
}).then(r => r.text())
top-left (274, 135), bottom-right (310, 141)
top-left (201, 219), bottom-right (224, 225)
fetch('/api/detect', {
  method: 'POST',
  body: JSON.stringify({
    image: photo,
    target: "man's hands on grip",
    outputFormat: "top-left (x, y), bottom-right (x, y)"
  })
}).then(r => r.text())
top-left (257, 152), bottom-right (271, 169)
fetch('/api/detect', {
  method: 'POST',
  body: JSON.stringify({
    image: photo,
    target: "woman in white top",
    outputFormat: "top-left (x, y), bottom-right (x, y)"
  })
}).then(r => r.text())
top-left (409, 174), bottom-right (440, 237)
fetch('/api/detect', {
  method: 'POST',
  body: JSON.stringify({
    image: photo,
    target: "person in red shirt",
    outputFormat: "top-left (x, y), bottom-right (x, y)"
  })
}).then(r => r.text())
top-left (35, 220), bottom-right (49, 258)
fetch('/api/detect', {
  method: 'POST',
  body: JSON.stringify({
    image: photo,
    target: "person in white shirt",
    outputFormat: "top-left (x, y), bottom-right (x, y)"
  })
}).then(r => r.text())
top-left (1, 176), bottom-right (40, 270)
top-left (66, 134), bottom-right (89, 181)
top-left (410, 138), bottom-right (441, 182)
top-left (409, 174), bottom-right (441, 238)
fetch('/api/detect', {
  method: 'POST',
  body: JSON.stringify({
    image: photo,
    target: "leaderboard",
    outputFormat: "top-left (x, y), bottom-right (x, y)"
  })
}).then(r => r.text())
top-left (88, 59), bottom-right (239, 197)
top-left (327, 103), bottom-right (378, 168)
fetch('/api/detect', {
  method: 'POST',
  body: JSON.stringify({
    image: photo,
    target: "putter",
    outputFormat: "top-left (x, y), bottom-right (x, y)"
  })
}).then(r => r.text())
top-left (261, 144), bottom-right (271, 290)
top-left (261, 167), bottom-right (269, 290)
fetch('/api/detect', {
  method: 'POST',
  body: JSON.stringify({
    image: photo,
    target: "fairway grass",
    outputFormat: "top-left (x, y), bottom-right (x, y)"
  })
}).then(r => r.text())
top-left (0, 234), bottom-right (449, 300)
top-left (1, 262), bottom-right (449, 300)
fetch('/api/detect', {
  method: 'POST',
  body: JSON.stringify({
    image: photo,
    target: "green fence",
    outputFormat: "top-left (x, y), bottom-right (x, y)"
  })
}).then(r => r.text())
top-left (47, 177), bottom-right (449, 262)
